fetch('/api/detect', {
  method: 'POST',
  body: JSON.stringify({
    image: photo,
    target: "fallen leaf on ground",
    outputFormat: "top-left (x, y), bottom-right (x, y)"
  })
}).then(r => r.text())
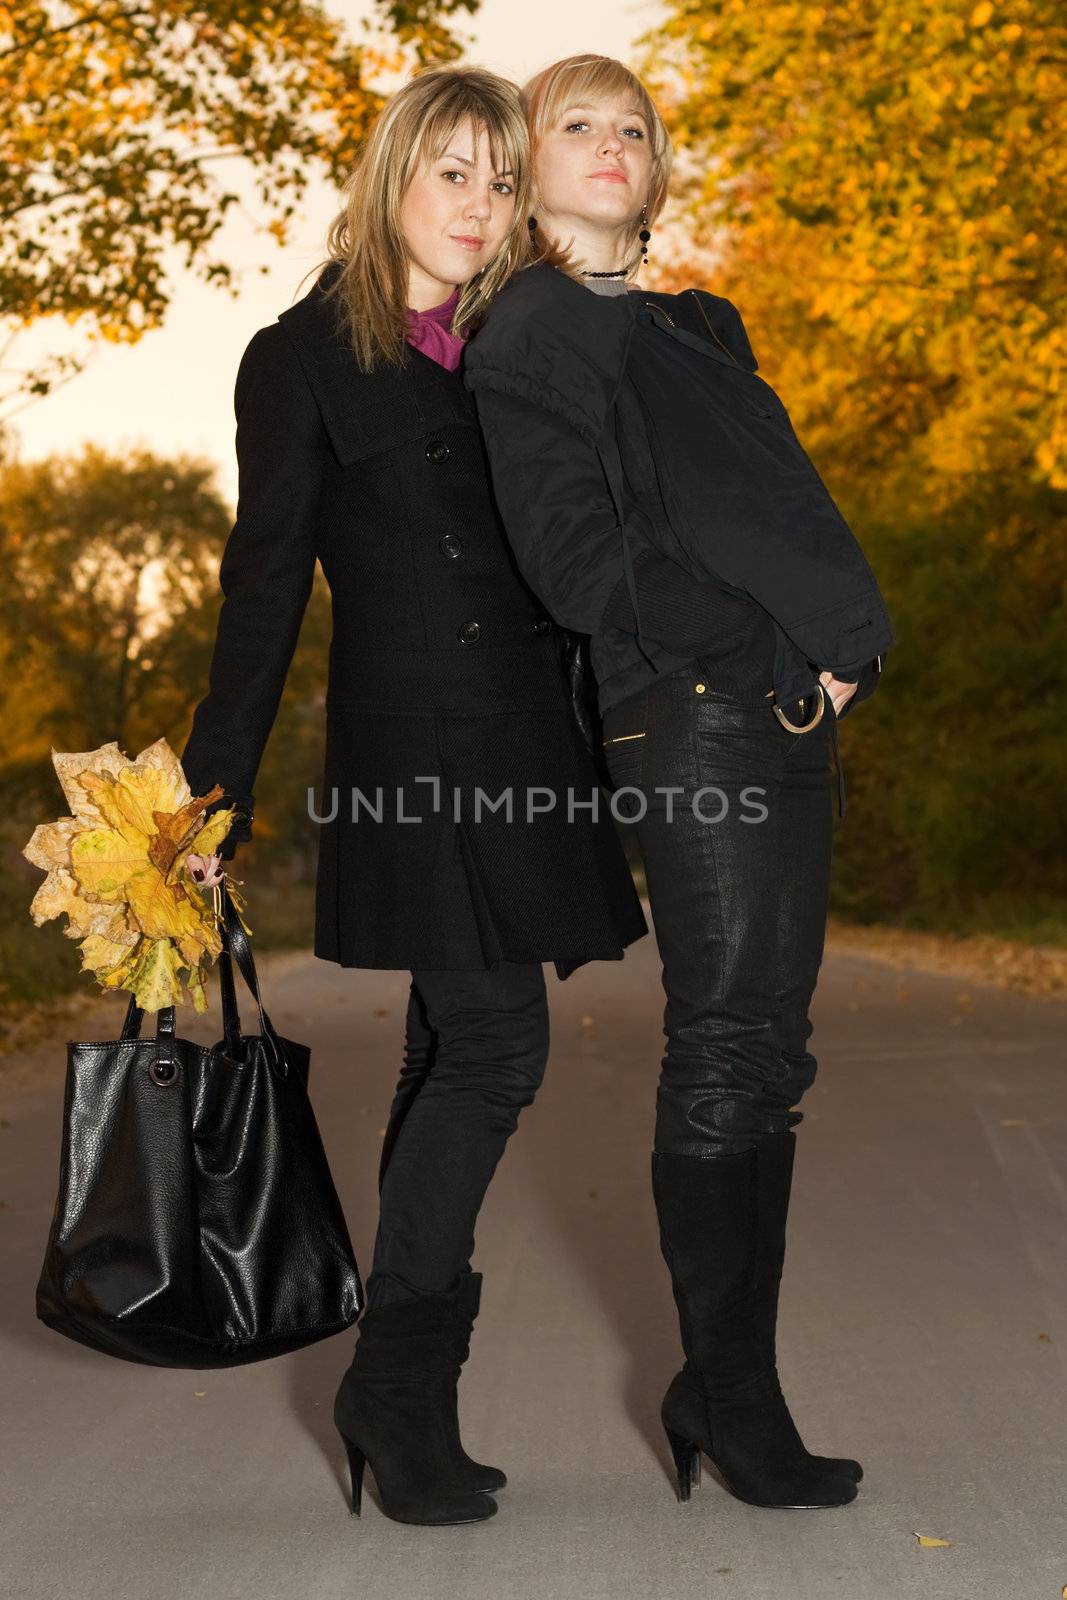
top-left (914, 1534), bottom-right (952, 1548)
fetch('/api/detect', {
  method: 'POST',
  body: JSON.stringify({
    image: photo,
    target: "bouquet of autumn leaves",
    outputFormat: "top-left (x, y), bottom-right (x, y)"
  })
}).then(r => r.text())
top-left (22, 737), bottom-right (251, 1014)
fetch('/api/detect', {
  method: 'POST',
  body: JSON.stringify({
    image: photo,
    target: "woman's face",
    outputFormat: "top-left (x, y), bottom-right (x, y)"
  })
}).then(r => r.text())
top-left (533, 92), bottom-right (653, 241)
top-left (398, 116), bottom-right (517, 308)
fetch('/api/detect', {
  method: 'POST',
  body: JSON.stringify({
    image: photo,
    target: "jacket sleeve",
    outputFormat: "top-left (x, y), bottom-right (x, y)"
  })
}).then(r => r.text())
top-left (472, 385), bottom-right (642, 636)
top-left (473, 383), bottom-right (777, 688)
top-left (716, 293), bottom-right (885, 715)
top-left (474, 381), bottom-right (729, 644)
top-left (180, 323), bottom-right (324, 852)
top-left (601, 548), bottom-right (777, 694)
top-left (828, 653), bottom-right (883, 720)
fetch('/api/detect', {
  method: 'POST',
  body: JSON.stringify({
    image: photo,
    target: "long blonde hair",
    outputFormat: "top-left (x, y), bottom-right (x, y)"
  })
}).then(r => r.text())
top-left (313, 66), bottom-right (532, 370)
top-left (521, 55), bottom-right (674, 279)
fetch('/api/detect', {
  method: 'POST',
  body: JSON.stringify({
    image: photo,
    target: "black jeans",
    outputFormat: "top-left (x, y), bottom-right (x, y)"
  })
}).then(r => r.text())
top-left (601, 663), bottom-right (838, 1157)
top-left (365, 962), bottom-right (549, 1308)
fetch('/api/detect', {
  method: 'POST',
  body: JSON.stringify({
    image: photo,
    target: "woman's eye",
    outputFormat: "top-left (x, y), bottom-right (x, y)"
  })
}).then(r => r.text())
top-left (564, 119), bottom-right (644, 139)
top-left (441, 169), bottom-right (465, 183)
top-left (492, 180), bottom-right (514, 195)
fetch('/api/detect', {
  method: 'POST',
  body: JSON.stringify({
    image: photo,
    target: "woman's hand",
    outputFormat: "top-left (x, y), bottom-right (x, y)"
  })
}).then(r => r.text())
top-left (186, 852), bottom-right (226, 889)
top-left (818, 670), bottom-right (859, 717)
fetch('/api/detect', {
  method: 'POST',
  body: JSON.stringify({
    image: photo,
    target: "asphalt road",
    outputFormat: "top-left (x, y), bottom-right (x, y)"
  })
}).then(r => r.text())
top-left (2, 925), bottom-right (1065, 1600)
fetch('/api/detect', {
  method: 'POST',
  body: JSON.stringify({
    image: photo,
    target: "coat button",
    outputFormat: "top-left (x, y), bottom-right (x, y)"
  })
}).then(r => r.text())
top-left (439, 534), bottom-right (462, 559)
top-left (532, 616), bottom-right (553, 636)
top-left (458, 620), bottom-right (480, 645)
top-left (425, 440), bottom-right (450, 464)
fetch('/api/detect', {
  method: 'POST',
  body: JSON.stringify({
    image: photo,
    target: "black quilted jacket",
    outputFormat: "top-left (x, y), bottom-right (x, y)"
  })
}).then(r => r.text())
top-left (464, 263), bottom-right (896, 722)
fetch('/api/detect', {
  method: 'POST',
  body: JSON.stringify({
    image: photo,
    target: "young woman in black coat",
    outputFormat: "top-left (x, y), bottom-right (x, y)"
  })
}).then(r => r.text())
top-left (180, 65), bottom-right (646, 1528)
top-left (464, 54), bottom-right (897, 1515)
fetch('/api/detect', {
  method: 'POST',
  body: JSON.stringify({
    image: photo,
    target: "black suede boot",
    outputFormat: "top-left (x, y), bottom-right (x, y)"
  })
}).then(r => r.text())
top-left (750, 1131), bottom-right (862, 1482)
top-left (333, 1292), bottom-right (498, 1525)
top-left (441, 1273), bottom-right (507, 1493)
top-left (652, 1148), bottom-right (858, 1509)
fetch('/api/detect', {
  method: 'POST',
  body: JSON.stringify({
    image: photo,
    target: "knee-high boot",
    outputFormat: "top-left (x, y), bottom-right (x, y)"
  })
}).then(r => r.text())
top-left (652, 1147), bottom-right (858, 1509)
top-left (749, 1131), bottom-right (862, 1480)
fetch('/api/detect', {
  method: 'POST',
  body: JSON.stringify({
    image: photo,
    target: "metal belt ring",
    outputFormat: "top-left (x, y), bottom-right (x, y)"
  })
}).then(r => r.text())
top-left (772, 682), bottom-right (826, 734)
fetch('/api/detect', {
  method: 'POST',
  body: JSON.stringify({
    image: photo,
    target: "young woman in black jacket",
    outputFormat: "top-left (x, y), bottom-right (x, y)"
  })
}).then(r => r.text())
top-left (464, 54), bottom-right (896, 1514)
top-left (180, 65), bottom-right (646, 1528)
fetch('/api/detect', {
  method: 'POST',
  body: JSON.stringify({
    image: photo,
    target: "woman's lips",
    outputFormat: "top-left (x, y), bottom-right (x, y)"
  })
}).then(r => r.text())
top-left (590, 170), bottom-right (628, 183)
top-left (451, 235), bottom-right (485, 250)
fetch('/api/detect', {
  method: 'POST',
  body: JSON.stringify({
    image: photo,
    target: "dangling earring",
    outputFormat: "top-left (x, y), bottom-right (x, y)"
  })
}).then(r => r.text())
top-left (638, 204), bottom-right (651, 264)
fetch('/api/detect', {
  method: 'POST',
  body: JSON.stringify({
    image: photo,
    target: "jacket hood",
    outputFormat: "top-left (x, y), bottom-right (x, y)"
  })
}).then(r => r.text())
top-left (464, 262), bottom-right (763, 444)
top-left (464, 263), bottom-right (637, 443)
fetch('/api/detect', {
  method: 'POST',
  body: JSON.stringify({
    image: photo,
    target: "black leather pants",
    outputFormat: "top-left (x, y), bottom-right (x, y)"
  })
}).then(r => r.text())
top-left (601, 662), bottom-right (839, 1156)
top-left (366, 961), bottom-right (549, 1307)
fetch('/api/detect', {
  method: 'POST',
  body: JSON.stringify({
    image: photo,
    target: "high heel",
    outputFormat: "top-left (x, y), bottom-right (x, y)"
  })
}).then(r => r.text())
top-left (333, 1293), bottom-right (498, 1526)
top-left (652, 1148), bottom-right (859, 1511)
top-left (662, 1378), bottom-right (856, 1509)
top-left (664, 1424), bottom-right (701, 1502)
top-left (343, 1438), bottom-right (366, 1516)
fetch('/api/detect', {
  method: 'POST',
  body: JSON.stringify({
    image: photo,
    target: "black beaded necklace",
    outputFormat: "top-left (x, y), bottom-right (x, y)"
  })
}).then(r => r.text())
top-left (580, 260), bottom-right (640, 279)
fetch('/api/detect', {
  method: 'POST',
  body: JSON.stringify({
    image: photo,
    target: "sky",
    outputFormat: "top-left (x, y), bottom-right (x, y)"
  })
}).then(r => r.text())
top-left (10, 0), bottom-right (666, 505)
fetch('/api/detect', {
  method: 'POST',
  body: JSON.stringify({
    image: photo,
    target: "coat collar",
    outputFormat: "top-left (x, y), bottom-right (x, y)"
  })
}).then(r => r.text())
top-left (277, 259), bottom-right (478, 466)
top-left (463, 263), bottom-right (757, 442)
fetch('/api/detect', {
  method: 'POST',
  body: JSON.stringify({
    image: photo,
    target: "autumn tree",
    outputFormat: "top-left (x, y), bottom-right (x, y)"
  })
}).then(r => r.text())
top-left (0, 0), bottom-right (478, 416)
top-left (0, 440), bottom-right (330, 795)
top-left (638, 0), bottom-right (1065, 505)
top-left (637, 1), bottom-right (1067, 934)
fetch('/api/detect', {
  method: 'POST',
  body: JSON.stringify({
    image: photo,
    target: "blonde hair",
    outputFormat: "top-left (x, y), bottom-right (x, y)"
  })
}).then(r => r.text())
top-left (311, 66), bottom-right (531, 370)
top-left (521, 54), bottom-right (674, 279)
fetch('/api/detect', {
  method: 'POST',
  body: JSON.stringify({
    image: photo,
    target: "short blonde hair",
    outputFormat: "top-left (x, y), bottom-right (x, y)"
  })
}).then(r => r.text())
top-left (313, 66), bottom-right (531, 370)
top-left (521, 54), bottom-right (673, 278)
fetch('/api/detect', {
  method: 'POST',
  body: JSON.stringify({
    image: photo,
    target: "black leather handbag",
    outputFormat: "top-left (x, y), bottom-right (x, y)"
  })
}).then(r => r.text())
top-left (36, 880), bottom-right (363, 1367)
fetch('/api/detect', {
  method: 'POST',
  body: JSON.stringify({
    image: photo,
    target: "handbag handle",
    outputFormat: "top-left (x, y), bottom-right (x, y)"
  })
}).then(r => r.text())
top-left (117, 998), bottom-right (180, 1084)
top-left (119, 880), bottom-right (285, 1073)
top-left (213, 880), bottom-right (285, 1072)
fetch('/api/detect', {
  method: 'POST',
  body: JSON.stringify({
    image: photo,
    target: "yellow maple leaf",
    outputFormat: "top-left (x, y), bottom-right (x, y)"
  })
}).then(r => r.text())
top-left (22, 738), bottom-right (243, 1014)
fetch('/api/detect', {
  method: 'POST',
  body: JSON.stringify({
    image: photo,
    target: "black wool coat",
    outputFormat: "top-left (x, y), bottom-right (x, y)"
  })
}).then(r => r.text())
top-left (463, 264), bottom-right (897, 720)
top-left (180, 261), bottom-right (647, 975)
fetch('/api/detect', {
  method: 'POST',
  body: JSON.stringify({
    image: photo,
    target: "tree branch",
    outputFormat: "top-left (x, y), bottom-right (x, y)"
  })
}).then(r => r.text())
top-left (0, 3), bottom-right (152, 61)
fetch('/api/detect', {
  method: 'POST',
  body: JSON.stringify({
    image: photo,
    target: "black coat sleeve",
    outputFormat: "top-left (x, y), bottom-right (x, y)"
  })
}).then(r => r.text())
top-left (473, 382), bottom-right (776, 687)
top-left (827, 653), bottom-right (883, 720)
top-left (180, 323), bottom-right (324, 853)
top-left (472, 385), bottom-right (642, 636)
top-left (709, 293), bottom-right (885, 715)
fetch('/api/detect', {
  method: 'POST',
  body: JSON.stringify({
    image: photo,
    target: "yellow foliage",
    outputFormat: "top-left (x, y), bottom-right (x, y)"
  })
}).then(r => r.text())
top-left (639, 0), bottom-right (1066, 499)
top-left (22, 737), bottom-right (250, 1014)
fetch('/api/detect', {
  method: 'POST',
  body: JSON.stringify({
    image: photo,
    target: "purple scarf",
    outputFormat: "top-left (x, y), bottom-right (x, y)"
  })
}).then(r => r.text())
top-left (404, 286), bottom-right (465, 371)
